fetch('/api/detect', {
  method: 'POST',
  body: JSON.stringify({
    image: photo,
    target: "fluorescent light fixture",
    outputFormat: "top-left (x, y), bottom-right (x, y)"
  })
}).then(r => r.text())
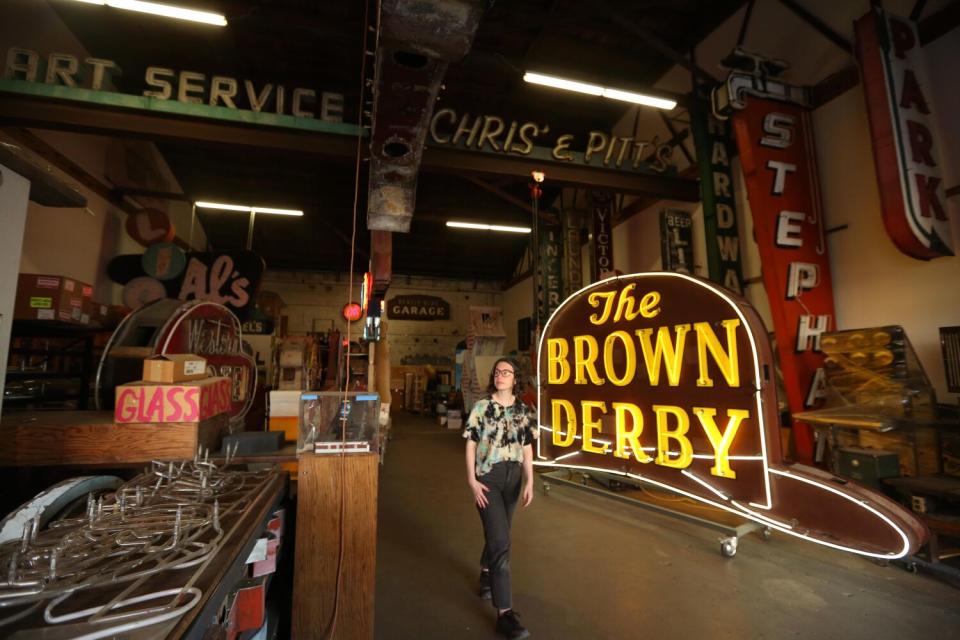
top-left (523, 72), bottom-right (677, 110)
top-left (523, 72), bottom-right (602, 97)
top-left (601, 87), bottom-right (677, 110)
top-left (72, 0), bottom-right (228, 27)
top-left (446, 221), bottom-right (531, 234)
top-left (195, 201), bottom-right (303, 216)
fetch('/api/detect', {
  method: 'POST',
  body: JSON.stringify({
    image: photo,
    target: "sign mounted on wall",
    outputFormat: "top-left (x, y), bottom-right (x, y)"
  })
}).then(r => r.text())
top-left (428, 107), bottom-right (678, 175)
top-left (854, 9), bottom-right (955, 259)
top-left (659, 209), bottom-right (693, 274)
top-left (589, 191), bottom-right (616, 281)
top-left (536, 272), bottom-right (927, 559)
top-left (690, 100), bottom-right (745, 292)
top-left (538, 215), bottom-right (564, 324)
top-left (3, 47), bottom-right (345, 123)
top-left (387, 295), bottom-right (450, 321)
top-left (728, 96), bottom-right (836, 465)
top-left (108, 251), bottom-right (265, 321)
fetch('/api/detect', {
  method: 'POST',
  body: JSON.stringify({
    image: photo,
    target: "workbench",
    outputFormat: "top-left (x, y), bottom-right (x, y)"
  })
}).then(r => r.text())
top-left (0, 410), bottom-right (228, 467)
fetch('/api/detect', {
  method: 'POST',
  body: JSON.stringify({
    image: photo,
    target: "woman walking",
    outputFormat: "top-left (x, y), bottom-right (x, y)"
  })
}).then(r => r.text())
top-left (463, 357), bottom-right (537, 639)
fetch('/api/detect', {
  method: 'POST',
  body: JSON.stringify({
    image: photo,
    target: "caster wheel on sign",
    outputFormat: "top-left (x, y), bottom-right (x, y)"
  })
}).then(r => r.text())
top-left (720, 538), bottom-right (738, 558)
top-left (761, 527), bottom-right (772, 541)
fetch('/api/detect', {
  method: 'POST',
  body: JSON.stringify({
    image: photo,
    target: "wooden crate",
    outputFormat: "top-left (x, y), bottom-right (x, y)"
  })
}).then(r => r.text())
top-left (857, 427), bottom-right (940, 477)
top-left (0, 411), bottom-right (228, 467)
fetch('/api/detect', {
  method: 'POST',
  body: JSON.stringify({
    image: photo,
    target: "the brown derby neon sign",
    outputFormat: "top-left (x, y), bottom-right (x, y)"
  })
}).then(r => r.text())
top-left (536, 273), bottom-right (927, 559)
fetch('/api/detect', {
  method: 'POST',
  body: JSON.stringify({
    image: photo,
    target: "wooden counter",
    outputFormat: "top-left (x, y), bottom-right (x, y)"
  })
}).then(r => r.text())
top-left (0, 410), bottom-right (228, 467)
top-left (293, 452), bottom-right (378, 639)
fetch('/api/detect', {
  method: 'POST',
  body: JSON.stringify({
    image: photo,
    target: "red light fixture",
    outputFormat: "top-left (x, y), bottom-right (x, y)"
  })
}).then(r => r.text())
top-left (342, 302), bottom-right (363, 322)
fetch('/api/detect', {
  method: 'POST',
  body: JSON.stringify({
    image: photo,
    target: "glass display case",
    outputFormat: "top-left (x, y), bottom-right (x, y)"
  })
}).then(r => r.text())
top-left (298, 391), bottom-right (380, 454)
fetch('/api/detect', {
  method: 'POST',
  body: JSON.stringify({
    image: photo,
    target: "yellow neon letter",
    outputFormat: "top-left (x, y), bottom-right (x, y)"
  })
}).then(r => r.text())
top-left (587, 291), bottom-right (616, 325)
top-left (573, 335), bottom-right (604, 385)
top-left (551, 399), bottom-right (577, 447)
top-left (613, 402), bottom-right (652, 463)
top-left (654, 405), bottom-right (693, 469)
top-left (603, 331), bottom-right (637, 386)
top-left (636, 324), bottom-right (690, 386)
top-left (581, 400), bottom-right (609, 454)
top-left (639, 291), bottom-right (661, 318)
top-left (547, 338), bottom-right (571, 384)
top-left (614, 283), bottom-right (639, 321)
top-left (694, 407), bottom-right (749, 479)
top-left (695, 319), bottom-right (741, 388)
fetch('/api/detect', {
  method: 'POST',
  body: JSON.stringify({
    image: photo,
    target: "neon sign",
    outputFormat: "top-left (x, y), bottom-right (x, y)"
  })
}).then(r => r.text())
top-left (536, 273), bottom-right (927, 559)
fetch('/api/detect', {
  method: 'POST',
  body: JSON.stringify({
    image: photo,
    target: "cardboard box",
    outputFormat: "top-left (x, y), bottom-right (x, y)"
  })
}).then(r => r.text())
top-left (114, 377), bottom-right (232, 424)
top-left (278, 367), bottom-right (304, 390)
top-left (14, 273), bottom-right (91, 323)
top-left (142, 354), bottom-right (208, 383)
top-left (279, 349), bottom-right (304, 367)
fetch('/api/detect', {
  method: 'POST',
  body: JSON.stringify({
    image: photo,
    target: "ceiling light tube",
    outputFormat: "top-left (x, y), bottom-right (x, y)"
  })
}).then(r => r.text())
top-left (195, 201), bottom-right (303, 216)
top-left (523, 72), bottom-right (603, 96)
top-left (446, 221), bottom-right (531, 234)
top-left (524, 71), bottom-right (676, 110)
top-left (73, 1), bottom-right (228, 27)
top-left (601, 87), bottom-right (677, 110)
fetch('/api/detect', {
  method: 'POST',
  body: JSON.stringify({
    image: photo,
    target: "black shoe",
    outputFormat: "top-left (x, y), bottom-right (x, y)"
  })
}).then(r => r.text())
top-left (496, 609), bottom-right (530, 639)
top-left (478, 570), bottom-right (492, 599)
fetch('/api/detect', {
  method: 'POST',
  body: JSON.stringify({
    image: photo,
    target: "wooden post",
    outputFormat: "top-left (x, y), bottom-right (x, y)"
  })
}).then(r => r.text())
top-left (293, 453), bottom-right (379, 639)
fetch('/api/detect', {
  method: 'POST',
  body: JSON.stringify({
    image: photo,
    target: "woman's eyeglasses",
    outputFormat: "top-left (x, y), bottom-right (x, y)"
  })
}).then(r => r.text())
top-left (493, 369), bottom-right (515, 378)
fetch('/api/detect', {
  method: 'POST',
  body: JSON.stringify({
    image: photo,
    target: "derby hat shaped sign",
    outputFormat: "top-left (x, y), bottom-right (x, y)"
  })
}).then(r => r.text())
top-left (536, 272), bottom-right (927, 559)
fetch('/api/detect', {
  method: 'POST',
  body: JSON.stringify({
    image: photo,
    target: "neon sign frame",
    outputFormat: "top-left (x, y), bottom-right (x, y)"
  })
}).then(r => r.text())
top-left (535, 272), bottom-right (926, 560)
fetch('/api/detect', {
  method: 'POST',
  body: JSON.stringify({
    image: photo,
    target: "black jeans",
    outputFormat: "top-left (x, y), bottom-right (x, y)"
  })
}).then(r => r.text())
top-left (477, 461), bottom-right (522, 610)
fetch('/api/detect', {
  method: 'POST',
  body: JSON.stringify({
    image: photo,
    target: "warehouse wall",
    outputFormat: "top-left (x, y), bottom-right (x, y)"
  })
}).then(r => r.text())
top-left (261, 270), bottom-right (503, 366)
top-left (1, 0), bottom-right (205, 305)
top-left (603, 0), bottom-right (960, 402)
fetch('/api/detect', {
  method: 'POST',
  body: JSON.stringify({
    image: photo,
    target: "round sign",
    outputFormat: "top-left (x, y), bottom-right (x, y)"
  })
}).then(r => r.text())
top-left (126, 208), bottom-right (175, 248)
top-left (141, 242), bottom-right (187, 281)
top-left (122, 276), bottom-right (167, 309)
top-left (342, 302), bottom-right (363, 322)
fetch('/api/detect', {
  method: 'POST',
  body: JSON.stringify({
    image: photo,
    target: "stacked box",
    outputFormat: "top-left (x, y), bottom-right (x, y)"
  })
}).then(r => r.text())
top-left (14, 274), bottom-right (92, 323)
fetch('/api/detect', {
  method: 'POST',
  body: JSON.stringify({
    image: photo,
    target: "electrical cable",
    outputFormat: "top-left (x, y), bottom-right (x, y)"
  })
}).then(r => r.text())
top-left (324, 1), bottom-right (379, 637)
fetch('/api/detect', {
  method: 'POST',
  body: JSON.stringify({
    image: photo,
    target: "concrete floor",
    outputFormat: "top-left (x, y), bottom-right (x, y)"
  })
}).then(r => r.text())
top-left (374, 414), bottom-right (960, 639)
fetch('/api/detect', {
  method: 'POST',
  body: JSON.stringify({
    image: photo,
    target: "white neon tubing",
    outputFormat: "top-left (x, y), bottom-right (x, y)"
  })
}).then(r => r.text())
top-left (681, 469), bottom-right (730, 501)
top-left (534, 459), bottom-right (911, 559)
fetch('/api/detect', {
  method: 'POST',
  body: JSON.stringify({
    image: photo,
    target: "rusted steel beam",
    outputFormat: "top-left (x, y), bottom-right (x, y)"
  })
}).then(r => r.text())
top-left (370, 230), bottom-right (393, 296)
top-left (367, 0), bottom-right (486, 233)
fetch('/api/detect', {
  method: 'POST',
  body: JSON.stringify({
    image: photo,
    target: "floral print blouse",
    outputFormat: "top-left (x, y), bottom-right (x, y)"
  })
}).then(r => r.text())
top-left (463, 397), bottom-right (537, 477)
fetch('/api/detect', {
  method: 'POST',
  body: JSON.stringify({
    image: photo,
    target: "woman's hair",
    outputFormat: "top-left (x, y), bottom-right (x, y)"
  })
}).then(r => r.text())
top-left (486, 357), bottom-right (523, 396)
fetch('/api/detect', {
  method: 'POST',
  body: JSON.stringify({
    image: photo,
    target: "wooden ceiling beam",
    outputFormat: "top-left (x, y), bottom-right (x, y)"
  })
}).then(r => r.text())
top-left (0, 94), bottom-right (699, 201)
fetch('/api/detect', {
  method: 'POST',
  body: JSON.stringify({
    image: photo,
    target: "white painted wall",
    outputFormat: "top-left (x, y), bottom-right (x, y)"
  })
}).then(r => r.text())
top-left (261, 270), bottom-right (503, 365)
top-left (0, 165), bottom-right (31, 419)
top-left (502, 275), bottom-right (531, 353)
top-left (1, 0), bottom-right (205, 305)
top-left (602, 0), bottom-right (960, 402)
